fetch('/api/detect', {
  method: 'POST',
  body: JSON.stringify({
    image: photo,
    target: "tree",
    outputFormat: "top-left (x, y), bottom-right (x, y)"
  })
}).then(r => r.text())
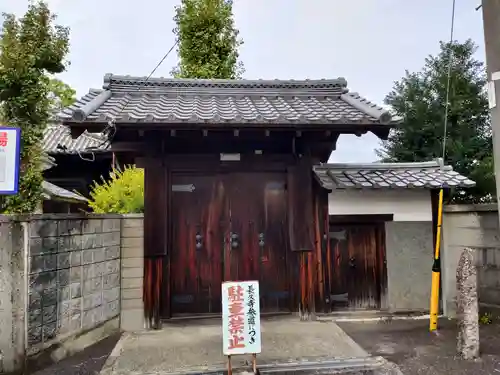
top-left (46, 77), bottom-right (76, 112)
top-left (172, 0), bottom-right (244, 79)
top-left (0, 1), bottom-right (70, 213)
top-left (88, 166), bottom-right (144, 214)
top-left (88, 0), bottom-right (245, 213)
top-left (0, 77), bottom-right (74, 121)
top-left (377, 39), bottom-right (494, 203)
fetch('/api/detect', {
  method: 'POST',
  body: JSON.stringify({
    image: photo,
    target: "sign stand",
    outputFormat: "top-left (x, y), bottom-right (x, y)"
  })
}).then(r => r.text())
top-left (226, 353), bottom-right (258, 375)
top-left (222, 281), bottom-right (262, 375)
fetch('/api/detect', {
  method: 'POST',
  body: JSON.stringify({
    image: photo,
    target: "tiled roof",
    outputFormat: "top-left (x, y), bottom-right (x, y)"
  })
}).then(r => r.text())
top-left (41, 154), bottom-right (56, 171)
top-left (58, 74), bottom-right (401, 127)
top-left (43, 124), bottom-right (109, 154)
top-left (42, 181), bottom-right (88, 202)
top-left (313, 159), bottom-right (476, 190)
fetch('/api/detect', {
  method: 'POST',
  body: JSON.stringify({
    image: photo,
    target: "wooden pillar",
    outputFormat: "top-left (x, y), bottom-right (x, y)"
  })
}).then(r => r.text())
top-left (287, 157), bottom-right (316, 319)
top-left (143, 159), bottom-right (170, 328)
top-left (314, 183), bottom-right (330, 314)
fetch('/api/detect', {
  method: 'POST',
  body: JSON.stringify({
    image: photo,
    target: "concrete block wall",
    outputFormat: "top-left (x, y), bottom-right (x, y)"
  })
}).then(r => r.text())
top-left (120, 214), bottom-right (145, 331)
top-left (0, 214), bottom-right (123, 374)
top-left (442, 204), bottom-right (500, 317)
top-left (27, 215), bottom-right (121, 352)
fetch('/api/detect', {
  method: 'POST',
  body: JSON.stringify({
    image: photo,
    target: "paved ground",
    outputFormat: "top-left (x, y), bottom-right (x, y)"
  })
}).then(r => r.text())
top-left (100, 316), bottom-right (375, 375)
top-left (338, 318), bottom-right (500, 375)
top-left (29, 334), bottom-right (121, 375)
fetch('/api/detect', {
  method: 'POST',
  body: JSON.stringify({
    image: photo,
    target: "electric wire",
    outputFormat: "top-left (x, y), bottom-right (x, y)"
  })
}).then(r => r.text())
top-left (441, 0), bottom-right (457, 162)
top-left (429, 0), bottom-right (458, 332)
top-left (137, 39), bottom-right (179, 92)
top-left (79, 39), bottom-right (179, 159)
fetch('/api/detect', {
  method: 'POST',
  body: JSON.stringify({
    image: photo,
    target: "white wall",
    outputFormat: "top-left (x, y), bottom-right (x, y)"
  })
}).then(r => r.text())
top-left (328, 189), bottom-right (433, 222)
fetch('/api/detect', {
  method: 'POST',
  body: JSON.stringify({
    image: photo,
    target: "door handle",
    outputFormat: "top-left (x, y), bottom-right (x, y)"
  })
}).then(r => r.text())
top-left (349, 257), bottom-right (356, 268)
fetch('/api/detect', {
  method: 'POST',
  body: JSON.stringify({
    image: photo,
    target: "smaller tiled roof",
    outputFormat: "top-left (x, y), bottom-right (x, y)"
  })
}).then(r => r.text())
top-left (42, 181), bottom-right (88, 203)
top-left (43, 124), bottom-right (109, 154)
top-left (314, 159), bottom-right (476, 190)
top-left (58, 74), bottom-right (401, 128)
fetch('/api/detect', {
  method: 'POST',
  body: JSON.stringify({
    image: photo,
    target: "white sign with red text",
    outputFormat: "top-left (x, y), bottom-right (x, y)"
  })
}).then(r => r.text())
top-left (222, 280), bottom-right (261, 355)
top-left (0, 127), bottom-right (21, 195)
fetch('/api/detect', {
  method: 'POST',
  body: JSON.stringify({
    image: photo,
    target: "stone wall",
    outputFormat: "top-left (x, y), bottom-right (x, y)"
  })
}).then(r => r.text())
top-left (120, 215), bottom-right (144, 331)
top-left (442, 204), bottom-right (500, 317)
top-left (384, 221), bottom-right (434, 312)
top-left (0, 214), bottom-right (125, 374)
top-left (28, 215), bottom-right (121, 351)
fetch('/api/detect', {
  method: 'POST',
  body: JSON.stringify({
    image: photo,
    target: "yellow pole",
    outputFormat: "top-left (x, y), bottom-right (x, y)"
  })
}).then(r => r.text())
top-left (429, 188), bottom-right (444, 332)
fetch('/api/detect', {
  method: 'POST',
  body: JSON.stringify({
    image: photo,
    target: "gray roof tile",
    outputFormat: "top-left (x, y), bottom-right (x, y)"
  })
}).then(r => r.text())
top-left (58, 74), bottom-right (401, 126)
top-left (313, 160), bottom-right (476, 190)
top-left (42, 181), bottom-right (88, 202)
top-left (43, 124), bottom-right (109, 154)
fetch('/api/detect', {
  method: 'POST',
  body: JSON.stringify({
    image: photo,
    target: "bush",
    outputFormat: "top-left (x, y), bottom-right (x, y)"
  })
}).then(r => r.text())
top-left (88, 165), bottom-right (144, 213)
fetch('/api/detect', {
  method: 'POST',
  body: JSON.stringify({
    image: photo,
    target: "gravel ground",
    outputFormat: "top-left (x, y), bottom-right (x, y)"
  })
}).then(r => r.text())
top-left (28, 334), bottom-right (121, 375)
top-left (338, 318), bottom-right (500, 375)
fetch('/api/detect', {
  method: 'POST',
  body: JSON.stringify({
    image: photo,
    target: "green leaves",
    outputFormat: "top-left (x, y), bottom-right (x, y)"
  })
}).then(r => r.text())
top-left (377, 39), bottom-right (494, 203)
top-left (88, 166), bottom-right (145, 214)
top-left (0, 1), bottom-right (70, 213)
top-left (172, 0), bottom-right (244, 79)
top-left (46, 76), bottom-right (76, 112)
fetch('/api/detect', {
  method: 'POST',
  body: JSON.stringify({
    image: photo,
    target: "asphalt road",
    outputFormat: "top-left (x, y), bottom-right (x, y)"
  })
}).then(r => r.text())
top-left (338, 319), bottom-right (500, 375)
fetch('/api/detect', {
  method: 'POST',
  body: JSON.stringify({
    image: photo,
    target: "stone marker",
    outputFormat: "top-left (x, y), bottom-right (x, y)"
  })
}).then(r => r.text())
top-left (456, 247), bottom-right (479, 360)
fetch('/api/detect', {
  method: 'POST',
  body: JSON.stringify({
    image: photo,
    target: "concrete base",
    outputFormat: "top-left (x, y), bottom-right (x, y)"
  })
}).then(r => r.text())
top-left (26, 317), bottom-right (120, 373)
top-left (99, 316), bottom-right (391, 375)
top-left (101, 356), bottom-right (400, 375)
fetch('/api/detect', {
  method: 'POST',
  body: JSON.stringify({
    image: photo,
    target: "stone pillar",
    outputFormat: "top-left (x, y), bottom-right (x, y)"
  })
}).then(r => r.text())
top-left (120, 214), bottom-right (145, 331)
top-left (456, 248), bottom-right (480, 360)
top-left (0, 218), bottom-right (27, 373)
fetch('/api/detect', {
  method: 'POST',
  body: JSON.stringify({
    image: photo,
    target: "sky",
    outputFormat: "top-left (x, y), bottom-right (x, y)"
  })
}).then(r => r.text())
top-left (2, 0), bottom-right (486, 162)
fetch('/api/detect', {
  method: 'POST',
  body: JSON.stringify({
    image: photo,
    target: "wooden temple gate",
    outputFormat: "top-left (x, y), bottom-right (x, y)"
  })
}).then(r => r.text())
top-left (141, 153), bottom-right (330, 325)
top-left (59, 75), bottom-right (396, 328)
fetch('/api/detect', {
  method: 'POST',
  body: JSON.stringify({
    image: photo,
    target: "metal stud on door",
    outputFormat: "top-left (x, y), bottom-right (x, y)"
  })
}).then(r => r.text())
top-left (230, 232), bottom-right (239, 249)
top-left (258, 232), bottom-right (265, 247)
top-left (195, 233), bottom-right (203, 250)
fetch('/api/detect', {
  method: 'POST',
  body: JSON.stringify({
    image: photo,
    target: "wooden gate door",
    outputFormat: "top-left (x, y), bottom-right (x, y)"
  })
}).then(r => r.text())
top-left (170, 173), bottom-right (229, 315)
top-left (226, 173), bottom-right (291, 312)
top-left (329, 223), bottom-right (386, 310)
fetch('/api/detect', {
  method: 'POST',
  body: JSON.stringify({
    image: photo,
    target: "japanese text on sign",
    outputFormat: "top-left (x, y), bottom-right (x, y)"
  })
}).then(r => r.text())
top-left (0, 132), bottom-right (8, 147)
top-left (222, 281), bottom-right (261, 355)
top-left (0, 127), bottom-right (20, 194)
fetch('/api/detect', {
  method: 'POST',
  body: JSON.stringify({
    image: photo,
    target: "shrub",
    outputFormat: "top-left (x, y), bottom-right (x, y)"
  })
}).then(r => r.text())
top-left (88, 165), bottom-right (144, 214)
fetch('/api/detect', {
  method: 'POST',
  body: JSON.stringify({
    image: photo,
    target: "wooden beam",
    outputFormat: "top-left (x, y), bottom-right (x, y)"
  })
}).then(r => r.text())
top-left (110, 142), bottom-right (146, 152)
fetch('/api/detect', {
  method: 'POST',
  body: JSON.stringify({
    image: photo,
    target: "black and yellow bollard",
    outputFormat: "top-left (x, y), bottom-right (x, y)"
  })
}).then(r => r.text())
top-left (429, 189), bottom-right (444, 332)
